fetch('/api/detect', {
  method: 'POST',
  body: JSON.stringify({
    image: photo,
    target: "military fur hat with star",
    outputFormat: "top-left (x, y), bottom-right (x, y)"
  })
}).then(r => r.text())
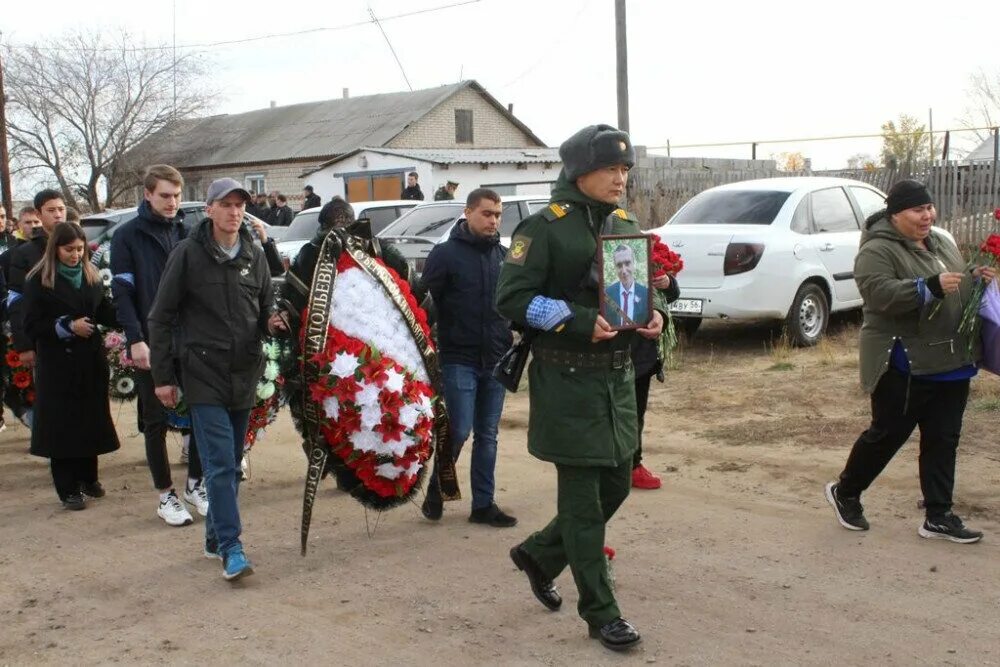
top-left (559, 124), bottom-right (636, 181)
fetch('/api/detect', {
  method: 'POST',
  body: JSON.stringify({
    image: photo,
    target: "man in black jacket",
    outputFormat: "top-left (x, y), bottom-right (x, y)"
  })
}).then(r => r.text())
top-left (268, 194), bottom-right (295, 226)
top-left (1, 207), bottom-right (42, 427)
top-left (302, 185), bottom-right (321, 211)
top-left (111, 164), bottom-right (205, 527)
top-left (148, 177), bottom-right (286, 582)
top-left (401, 172), bottom-right (424, 200)
top-left (8, 190), bottom-right (66, 370)
top-left (419, 188), bottom-right (515, 526)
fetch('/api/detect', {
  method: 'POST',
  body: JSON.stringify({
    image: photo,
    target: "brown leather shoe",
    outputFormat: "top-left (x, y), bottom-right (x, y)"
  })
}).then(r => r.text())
top-left (509, 545), bottom-right (561, 611)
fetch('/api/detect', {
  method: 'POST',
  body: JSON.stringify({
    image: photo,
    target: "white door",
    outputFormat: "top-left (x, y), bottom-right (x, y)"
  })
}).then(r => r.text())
top-left (807, 187), bottom-right (862, 304)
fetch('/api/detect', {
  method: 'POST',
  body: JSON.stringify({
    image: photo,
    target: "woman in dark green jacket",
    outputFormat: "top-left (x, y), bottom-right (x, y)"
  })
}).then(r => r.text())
top-left (825, 180), bottom-right (995, 543)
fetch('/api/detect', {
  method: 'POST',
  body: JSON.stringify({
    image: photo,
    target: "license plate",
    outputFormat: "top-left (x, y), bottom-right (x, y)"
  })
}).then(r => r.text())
top-left (669, 298), bottom-right (703, 315)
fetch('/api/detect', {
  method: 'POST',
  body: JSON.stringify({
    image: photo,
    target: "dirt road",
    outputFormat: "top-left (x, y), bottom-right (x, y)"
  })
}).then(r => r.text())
top-left (2, 318), bottom-right (998, 665)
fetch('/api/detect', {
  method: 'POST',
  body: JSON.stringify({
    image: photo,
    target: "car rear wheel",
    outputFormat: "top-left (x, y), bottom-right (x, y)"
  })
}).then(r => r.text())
top-left (676, 316), bottom-right (702, 340)
top-left (785, 283), bottom-right (828, 347)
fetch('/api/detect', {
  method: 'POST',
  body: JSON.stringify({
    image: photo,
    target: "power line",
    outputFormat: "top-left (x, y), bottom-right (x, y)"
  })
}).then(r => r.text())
top-left (3, 0), bottom-right (482, 53)
top-left (653, 125), bottom-right (999, 150)
top-left (369, 6), bottom-right (412, 91)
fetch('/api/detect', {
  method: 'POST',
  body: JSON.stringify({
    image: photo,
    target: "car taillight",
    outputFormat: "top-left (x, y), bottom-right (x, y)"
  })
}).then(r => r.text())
top-left (414, 257), bottom-right (426, 274)
top-left (723, 243), bottom-right (764, 276)
top-left (282, 255), bottom-right (291, 271)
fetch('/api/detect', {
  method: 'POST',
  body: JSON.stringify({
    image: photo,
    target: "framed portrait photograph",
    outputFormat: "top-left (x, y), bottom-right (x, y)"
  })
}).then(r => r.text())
top-left (598, 234), bottom-right (653, 331)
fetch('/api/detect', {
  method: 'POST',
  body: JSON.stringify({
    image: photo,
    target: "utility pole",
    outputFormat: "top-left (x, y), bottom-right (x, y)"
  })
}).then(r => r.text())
top-left (0, 44), bottom-right (13, 217)
top-left (615, 0), bottom-right (629, 133)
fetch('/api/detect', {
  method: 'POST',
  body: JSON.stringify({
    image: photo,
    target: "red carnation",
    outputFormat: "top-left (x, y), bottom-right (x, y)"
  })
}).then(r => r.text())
top-left (6, 350), bottom-right (21, 367)
top-left (13, 371), bottom-right (32, 389)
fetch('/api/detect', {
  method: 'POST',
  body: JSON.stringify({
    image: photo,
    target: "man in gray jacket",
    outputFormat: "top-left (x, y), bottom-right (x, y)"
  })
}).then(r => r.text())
top-left (148, 178), bottom-right (287, 581)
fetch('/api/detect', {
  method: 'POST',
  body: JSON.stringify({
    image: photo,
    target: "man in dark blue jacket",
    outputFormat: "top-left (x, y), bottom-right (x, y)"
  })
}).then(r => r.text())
top-left (111, 164), bottom-right (205, 528)
top-left (419, 188), bottom-right (515, 527)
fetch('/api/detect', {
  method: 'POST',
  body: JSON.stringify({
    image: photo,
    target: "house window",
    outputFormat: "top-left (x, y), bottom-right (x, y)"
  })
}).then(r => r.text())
top-left (246, 174), bottom-right (266, 194)
top-left (455, 109), bottom-right (473, 143)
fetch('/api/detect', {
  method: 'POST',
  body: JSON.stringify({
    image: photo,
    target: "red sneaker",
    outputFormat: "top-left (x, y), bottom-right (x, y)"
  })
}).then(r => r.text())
top-left (631, 464), bottom-right (662, 490)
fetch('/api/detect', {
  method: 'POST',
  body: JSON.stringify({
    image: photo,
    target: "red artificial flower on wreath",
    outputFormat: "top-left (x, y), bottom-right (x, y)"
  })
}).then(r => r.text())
top-left (13, 371), bottom-right (32, 389)
top-left (6, 350), bottom-right (21, 367)
top-left (332, 376), bottom-right (361, 402)
top-left (994, 207), bottom-right (1000, 221)
top-left (649, 233), bottom-right (684, 278)
top-left (374, 412), bottom-right (406, 443)
top-left (360, 357), bottom-right (391, 386)
top-left (379, 388), bottom-right (405, 414)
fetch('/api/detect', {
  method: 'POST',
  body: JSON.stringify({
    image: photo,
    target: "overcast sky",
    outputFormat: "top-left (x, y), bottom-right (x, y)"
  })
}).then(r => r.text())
top-left (4, 0), bottom-right (1000, 176)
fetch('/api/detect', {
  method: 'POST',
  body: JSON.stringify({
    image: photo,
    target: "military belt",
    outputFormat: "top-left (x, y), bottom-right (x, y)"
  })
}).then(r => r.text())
top-left (534, 347), bottom-right (632, 370)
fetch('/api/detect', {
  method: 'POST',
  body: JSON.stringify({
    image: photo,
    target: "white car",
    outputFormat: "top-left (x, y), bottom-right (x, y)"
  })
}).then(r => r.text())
top-left (649, 177), bottom-right (889, 346)
top-left (273, 200), bottom-right (418, 270)
top-left (378, 195), bottom-right (550, 275)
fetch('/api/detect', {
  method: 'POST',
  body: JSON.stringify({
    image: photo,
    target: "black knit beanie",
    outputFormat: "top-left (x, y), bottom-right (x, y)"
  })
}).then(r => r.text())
top-left (885, 179), bottom-right (932, 216)
top-left (559, 124), bottom-right (636, 181)
top-left (318, 196), bottom-right (355, 230)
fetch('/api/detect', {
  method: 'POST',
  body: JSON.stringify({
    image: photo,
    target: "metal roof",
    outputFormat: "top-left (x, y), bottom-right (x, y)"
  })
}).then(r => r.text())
top-left (361, 147), bottom-right (561, 165)
top-left (967, 136), bottom-right (998, 162)
top-left (134, 81), bottom-right (543, 169)
top-left (303, 146), bottom-right (560, 176)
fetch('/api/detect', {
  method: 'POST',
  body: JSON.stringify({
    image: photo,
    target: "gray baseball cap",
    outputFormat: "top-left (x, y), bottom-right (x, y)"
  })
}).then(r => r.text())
top-left (205, 178), bottom-right (252, 205)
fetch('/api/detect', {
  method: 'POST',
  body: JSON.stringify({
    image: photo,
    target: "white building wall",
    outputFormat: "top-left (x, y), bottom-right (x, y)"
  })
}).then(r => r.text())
top-left (308, 150), bottom-right (561, 203)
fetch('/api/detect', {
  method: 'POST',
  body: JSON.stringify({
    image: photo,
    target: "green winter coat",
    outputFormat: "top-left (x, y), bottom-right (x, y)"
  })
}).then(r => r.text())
top-left (856, 211), bottom-right (979, 393)
top-left (496, 172), bottom-right (645, 467)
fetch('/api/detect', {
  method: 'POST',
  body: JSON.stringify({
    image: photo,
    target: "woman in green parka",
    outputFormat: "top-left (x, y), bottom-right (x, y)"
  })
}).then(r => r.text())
top-left (497, 125), bottom-right (667, 652)
top-left (825, 180), bottom-right (995, 544)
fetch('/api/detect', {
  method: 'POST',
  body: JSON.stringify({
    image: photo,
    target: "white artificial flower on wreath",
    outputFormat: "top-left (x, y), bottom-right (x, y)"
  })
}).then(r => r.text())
top-left (384, 368), bottom-right (405, 393)
top-left (257, 382), bottom-right (275, 400)
top-left (360, 403), bottom-right (382, 430)
top-left (329, 351), bottom-right (360, 378)
top-left (322, 396), bottom-right (340, 420)
top-left (354, 380), bottom-right (381, 407)
top-left (263, 361), bottom-right (279, 381)
top-left (398, 404), bottom-right (421, 429)
top-left (375, 462), bottom-right (406, 480)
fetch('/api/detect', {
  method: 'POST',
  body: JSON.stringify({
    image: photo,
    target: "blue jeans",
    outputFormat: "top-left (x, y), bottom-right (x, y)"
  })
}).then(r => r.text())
top-left (189, 404), bottom-right (250, 557)
top-left (441, 363), bottom-right (507, 510)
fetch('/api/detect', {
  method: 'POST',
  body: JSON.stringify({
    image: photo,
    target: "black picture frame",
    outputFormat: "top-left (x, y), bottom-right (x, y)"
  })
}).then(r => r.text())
top-left (598, 234), bottom-right (653, 331)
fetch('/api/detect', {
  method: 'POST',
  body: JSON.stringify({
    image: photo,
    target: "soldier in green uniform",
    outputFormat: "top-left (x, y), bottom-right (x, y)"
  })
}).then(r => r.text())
top-left (497, 125), bottom-right (665, 652)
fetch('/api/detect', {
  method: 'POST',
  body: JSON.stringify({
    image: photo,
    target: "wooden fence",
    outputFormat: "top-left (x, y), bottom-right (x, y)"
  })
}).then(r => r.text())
top-left (627, 148), bottom-right (1000, 250)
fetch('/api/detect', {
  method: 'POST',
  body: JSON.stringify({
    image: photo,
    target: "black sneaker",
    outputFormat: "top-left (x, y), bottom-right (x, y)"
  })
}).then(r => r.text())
top-left (918, 513), bottom-right (983, 544)
top-left (61, 492), bottom-right (86, 511)
top-left (80, 481), bottom-right (106, 498)
top-left (825, 482), bottom-right (869, 531)
top-left (469, 503), bottom-right (517, 528)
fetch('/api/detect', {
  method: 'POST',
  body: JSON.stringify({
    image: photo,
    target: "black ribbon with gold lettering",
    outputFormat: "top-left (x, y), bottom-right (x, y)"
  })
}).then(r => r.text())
top-left (299, 232), bottom-right (339, 556)
top-left (345, 236), bottom-right (461, 501)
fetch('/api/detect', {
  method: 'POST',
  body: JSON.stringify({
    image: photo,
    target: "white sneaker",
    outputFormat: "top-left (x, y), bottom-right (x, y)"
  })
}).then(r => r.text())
top-left (240, 456), bottom-right (250, 481)
top-left (157, 490), bottom-right (194, 526)
top-left (183, 480), bottom-right (209, 517)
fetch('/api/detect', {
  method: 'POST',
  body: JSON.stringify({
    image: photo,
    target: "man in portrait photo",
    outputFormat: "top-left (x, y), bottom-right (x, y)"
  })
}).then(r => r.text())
top-left (604, 243), bottom-right (648, 328)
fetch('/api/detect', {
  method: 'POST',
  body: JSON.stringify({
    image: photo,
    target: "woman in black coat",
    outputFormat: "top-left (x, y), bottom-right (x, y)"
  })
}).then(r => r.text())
top-left (23, 223), bottom-right (120, 510)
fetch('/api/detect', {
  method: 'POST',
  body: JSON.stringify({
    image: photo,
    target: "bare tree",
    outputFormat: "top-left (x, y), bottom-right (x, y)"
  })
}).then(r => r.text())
top-left (3, 30), bottom-right (208, 211)
top-left (959, 68), bottom-right (1000, 148)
